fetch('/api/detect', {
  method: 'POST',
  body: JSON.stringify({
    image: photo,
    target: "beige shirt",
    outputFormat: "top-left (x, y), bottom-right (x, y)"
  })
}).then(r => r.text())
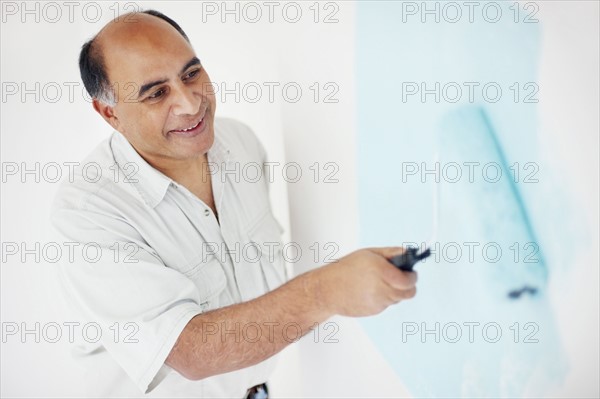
top-left (50, 117), bottom-right (289, 398)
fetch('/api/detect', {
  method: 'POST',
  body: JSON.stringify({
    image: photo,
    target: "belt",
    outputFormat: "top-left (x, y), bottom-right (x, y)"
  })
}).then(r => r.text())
top-left (245, 383), bottom-right (268, 399)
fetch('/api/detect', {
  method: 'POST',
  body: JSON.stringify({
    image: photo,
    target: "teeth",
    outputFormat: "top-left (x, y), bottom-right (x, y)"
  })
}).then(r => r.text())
top-left (181, 120), bottom-right (199, 131)
top-left (175, 117), bottom-right (204, 132)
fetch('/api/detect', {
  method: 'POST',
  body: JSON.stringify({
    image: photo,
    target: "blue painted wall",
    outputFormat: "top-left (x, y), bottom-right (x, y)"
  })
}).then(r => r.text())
top-left (356, 2), bottom-right (568, 396)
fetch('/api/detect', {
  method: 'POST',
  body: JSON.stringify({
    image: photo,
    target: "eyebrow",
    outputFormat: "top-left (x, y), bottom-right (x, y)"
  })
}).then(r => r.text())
top-left (137, 56), bottom-right (201, 99)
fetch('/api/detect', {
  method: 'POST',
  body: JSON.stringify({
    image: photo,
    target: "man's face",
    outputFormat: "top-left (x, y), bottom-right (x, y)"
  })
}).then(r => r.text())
top-left (98, 15), bottom-right (216, 164)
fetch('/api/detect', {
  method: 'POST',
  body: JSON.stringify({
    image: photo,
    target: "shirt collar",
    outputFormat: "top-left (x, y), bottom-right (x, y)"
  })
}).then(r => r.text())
top-left (110, 127), bottom-right (231, 209)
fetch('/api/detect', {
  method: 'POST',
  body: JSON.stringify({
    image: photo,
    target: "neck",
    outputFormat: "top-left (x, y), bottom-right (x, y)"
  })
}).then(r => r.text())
top-left (150, 152), bottom-right (210, 188)
top-left (139, 150), bottom-right (219, 220)
top-left (158, 152), bottom-right (217, 209)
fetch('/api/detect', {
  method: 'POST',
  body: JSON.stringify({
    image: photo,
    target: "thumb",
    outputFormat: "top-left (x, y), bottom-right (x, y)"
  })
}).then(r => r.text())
top-left (367, 246), bottom-right (406, 260)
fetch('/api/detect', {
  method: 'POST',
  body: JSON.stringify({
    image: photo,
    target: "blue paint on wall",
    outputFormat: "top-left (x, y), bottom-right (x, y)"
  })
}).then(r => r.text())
top-left (356, 1), bottom-right (569, 396)
top-left (437, 106), bottom-right (548, 297)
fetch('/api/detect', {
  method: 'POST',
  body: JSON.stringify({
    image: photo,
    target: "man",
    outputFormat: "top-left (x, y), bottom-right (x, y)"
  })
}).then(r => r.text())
top-left (50, 10), bottom-right (418, 398)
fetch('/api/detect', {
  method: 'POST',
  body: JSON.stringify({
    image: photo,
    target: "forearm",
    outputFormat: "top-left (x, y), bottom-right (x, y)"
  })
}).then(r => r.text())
top-left (166, 267), bottom-right (332, 380)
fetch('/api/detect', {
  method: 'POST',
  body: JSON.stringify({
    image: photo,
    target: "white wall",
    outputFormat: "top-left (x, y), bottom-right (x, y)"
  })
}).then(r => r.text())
top-left (535, 1), bottom-right (599, 397)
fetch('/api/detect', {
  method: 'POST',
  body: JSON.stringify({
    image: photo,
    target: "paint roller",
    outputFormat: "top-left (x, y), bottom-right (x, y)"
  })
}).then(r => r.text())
top-left (436, 105), bottom-right (547, 299)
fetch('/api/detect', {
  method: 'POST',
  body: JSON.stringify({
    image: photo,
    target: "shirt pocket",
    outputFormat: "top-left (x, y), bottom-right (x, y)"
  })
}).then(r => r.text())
top-left (183, 256), bottom-right (230, 311)
top-left (246, 210), bottom-right (288, 291)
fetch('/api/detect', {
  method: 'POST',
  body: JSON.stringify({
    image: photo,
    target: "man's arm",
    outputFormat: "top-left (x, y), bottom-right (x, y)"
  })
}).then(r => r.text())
top-left (166, 247), bottom-right (418, 380)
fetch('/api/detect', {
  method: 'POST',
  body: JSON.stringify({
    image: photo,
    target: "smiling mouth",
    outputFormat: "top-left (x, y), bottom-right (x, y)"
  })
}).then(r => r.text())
top-left (171, 116), bottom-right (204, 133)
top-left (168, 115), bottom-right (207, 137)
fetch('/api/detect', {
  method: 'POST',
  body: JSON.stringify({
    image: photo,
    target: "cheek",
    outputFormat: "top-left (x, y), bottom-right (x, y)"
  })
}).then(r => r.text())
top-left (199, 76), bottom-right (217, 109)
top-left (207, 91), bottom-right (217, 113)
top-left (137, 108), bottom-right (169, 138)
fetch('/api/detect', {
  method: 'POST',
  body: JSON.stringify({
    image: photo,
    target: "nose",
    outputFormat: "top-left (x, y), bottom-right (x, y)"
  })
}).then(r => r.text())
top-left (170, 83), bottom-right (200, 116)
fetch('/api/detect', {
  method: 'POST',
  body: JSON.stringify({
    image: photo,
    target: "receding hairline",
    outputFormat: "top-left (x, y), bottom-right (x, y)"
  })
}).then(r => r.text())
top-left (79, 10), bottom-right (191, 103)
top-left (94, 11), bottom-right (183, 55)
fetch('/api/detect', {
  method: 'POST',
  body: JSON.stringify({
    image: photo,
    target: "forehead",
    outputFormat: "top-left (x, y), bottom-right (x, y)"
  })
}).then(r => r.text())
top-left (98, 14), bottom-right (194, 84)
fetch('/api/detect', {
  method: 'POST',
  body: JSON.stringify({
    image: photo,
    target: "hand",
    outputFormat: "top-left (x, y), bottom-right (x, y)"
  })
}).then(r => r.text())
top-left (315, 247), bottom-right (418, 317)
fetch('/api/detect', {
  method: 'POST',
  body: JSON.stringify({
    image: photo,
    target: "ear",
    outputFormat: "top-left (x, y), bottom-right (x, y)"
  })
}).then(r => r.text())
top-left (93, 99), bottom-right (120, 131)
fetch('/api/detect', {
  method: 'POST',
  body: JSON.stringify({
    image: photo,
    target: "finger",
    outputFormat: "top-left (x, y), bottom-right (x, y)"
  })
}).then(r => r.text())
top-left (385, 269), bottom-right (418, 290)
top-left (401, 286), bottom-right (417, 300)
top-left (389, 286), bottom-right (417, 303)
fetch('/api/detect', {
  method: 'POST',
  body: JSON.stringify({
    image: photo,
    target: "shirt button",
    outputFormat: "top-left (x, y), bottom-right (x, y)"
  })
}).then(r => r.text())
top-left (204, 209), bottom-right (210, 217)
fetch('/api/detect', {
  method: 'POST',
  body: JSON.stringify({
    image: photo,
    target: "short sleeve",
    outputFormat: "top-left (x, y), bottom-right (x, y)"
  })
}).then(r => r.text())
top-left (50, 204), bottom-right (203, 394)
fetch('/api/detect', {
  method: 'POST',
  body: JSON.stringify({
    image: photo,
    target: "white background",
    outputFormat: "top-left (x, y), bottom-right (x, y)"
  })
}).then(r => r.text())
top-left (1, 1), bottom-right (598, 397)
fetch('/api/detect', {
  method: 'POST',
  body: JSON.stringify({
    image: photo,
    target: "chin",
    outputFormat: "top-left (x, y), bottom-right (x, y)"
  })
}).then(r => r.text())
top-left (185, 127), bottom-right (214, 158)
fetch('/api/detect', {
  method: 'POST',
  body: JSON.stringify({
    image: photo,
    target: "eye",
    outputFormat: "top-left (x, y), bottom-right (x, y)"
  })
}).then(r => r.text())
top-left (183, 68), bottom-right (201, 81)
top-left (147, 88), bottom-right (165, 100)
